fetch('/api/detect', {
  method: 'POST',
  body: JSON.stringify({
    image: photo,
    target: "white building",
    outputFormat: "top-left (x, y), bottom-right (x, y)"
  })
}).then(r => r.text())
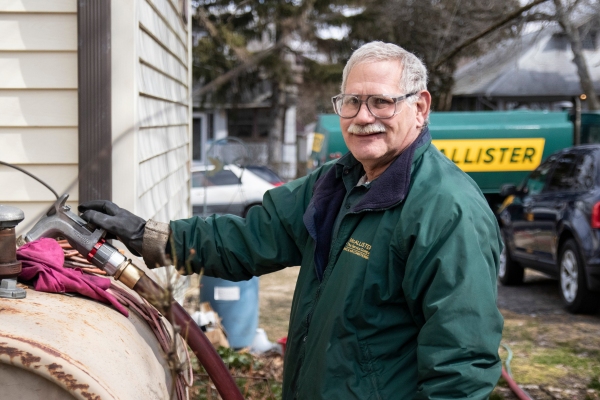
top-left (0, 0), bottom-right (193, 236)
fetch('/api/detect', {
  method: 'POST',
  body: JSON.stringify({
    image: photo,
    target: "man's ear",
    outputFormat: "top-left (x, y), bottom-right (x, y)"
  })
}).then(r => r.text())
top-left (414, 91), bottom-right (432, 129)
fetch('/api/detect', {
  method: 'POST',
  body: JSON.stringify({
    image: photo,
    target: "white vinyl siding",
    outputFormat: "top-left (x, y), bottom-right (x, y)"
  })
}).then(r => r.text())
top-left (0, 165), bottom-right (78, 202)
top-left (135, 0), bottom-right (190, 222)
top-left (0, 90), bottom-right (77, 126)
top-left (0, 4), bottom-right (78, 234)
top-left (0, 14), bottom-right (77, 51)
top-left (0, 1), bottom-right (76, 13)
top-left (138, 0), bottom-right (187, 65)
top-left (138, 30), bottom-right (187, 85)
top-left (139, 63), bottom-right (188, 104)
top-left (0, 52), bottom-right (77, 89)
top-left (0, 128), bottom-right (77, 163)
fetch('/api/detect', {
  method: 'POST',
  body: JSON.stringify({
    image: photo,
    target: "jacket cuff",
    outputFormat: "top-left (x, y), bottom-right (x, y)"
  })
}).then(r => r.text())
top-left (142, 219), bottom-right (172, 268)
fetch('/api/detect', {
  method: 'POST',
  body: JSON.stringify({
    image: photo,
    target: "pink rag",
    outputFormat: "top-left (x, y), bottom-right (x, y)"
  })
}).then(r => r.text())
top-left (17, 238), bottom-right (129, 317)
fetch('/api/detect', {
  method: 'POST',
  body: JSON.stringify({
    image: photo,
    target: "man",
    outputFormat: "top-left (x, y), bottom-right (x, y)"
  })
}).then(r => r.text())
top-left (80, 41), bottom-right (504, 399)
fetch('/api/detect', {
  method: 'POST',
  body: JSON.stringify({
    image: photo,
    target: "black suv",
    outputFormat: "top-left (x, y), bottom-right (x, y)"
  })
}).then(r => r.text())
top-left (498, 145), bottom-right (600, 313)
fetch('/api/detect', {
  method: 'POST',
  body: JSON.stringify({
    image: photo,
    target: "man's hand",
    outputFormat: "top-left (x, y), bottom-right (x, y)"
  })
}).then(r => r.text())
top-left (78, 200), bottom-right (145, 256)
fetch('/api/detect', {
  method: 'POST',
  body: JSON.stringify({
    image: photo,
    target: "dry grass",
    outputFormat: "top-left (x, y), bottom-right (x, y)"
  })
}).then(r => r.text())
top-left (258, 267), bottom-right (300, 342)
top-left (494, 309), bottom-right (600, 399)
top-left (187, 266), bottom-right (600, 399)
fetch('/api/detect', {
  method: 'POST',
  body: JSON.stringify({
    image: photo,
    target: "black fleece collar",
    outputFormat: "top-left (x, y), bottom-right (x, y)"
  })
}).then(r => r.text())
top-left (335, 127), bottom-right (432, 212)
top-left (303, 127), bottom-right (432, 281)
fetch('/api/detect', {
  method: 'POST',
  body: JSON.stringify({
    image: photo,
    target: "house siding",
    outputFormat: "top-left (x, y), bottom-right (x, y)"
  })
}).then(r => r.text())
top-left (0, 2), bottom-right (78, 234)
top-left (136, 0), bottom-right (190, 222)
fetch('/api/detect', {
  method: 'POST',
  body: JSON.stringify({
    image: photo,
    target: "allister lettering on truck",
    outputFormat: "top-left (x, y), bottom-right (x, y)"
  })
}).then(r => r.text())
top-left (432, 138), bottom-right (546, 172)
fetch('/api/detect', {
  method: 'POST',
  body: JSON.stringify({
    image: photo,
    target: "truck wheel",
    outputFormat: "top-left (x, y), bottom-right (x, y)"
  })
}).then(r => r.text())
top-left (498, 244), bottom-right (524, 285)
top-left (559, 239), bottom-right (597, 314)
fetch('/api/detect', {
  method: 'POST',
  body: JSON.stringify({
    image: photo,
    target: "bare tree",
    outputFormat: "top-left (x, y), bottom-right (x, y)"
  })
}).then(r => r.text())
top-left (552, 0), bottom-right (600, 110)
top-left (192, 0), bottom-right (358, 173)
top-left (341, 0), bottom-right (524, 111)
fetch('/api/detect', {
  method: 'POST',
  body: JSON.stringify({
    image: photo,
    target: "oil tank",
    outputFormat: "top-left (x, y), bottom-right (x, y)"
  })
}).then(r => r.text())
top-left (0, 282), bottom-right (191, 400)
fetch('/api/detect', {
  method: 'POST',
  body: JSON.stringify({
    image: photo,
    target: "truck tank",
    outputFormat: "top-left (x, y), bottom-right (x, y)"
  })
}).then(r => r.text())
top-left (310, 110), bottom-right (581, 209)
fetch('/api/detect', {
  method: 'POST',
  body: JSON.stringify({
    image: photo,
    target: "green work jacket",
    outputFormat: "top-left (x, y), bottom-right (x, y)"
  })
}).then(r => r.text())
top-left (170, 128), bottom-right (504, 399)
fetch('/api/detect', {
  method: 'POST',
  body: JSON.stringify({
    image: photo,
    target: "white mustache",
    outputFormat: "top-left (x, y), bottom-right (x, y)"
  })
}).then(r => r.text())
top-left (347, 122), bottom-right (386, 134)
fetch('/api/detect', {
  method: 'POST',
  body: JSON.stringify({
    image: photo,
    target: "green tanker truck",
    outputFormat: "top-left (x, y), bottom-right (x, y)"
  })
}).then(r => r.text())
top-left (309, 111), bottom-right (600, 210)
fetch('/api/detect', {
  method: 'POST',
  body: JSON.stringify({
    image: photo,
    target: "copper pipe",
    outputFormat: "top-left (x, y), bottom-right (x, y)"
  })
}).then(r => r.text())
top-left (133, 275), bottom-right (244, 400)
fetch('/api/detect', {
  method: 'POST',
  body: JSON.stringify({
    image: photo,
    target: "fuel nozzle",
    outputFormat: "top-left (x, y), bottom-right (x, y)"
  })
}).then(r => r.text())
top-left (24, 194), bottom-right (145, 289)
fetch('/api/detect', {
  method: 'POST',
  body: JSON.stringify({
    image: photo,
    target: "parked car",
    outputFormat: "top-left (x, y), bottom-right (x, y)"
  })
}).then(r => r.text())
top-left (244, 165), bottom-right (285, 187)
top-left (191, 164), bottom-right (284, 217)
top-left (497, 145), bottom-right (600, 313)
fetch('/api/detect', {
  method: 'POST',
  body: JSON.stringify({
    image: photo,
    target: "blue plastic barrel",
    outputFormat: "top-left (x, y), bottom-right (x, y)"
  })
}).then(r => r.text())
top-left (200, 276), bottom-right (259, 349)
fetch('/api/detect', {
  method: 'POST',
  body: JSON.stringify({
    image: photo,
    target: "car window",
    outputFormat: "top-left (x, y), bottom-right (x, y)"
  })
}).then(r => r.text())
top-left (547, 154), bottom-right (578, 192)
top-left (524, 156), bottom-right (556, 195)
top-left (572, 153), bottom-right (596, 191)
top-left (206, 170), bottom-right (240, 186)
top-left (245, 166), bottom-right (283, 184)
top-left (192, 170), bottom-right (240, 187)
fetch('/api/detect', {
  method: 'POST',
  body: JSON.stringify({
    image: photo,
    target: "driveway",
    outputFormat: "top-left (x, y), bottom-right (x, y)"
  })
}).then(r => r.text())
top-left (497, 270), bottom-right (577, 317)
top-left (496, 270), bottom-right (600, 400)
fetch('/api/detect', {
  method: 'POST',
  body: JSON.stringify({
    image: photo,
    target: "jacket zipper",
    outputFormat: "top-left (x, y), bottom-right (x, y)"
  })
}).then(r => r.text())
top-left (295, 208), bottom-right (385, 397)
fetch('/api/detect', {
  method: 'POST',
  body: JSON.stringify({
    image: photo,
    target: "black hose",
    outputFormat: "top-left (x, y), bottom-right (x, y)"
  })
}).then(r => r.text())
top-left (0, 160), bottom-right (59, 199)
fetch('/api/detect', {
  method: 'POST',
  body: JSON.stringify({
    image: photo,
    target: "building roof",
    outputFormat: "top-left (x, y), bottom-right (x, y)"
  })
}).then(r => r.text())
top-left (453, 21), bottom-right (600, 99)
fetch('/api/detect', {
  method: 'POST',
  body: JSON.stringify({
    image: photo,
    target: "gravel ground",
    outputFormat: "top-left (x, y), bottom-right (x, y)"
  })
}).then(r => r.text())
top-left (497, 270), bottom-right (582, 317)
top-left (259, 267), bottom-right (300, 342)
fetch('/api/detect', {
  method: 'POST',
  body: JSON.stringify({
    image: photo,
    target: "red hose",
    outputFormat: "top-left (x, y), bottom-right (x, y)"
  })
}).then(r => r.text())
top-left (501, 366), bottom-right (530, 400)
top-left (134, 275), bottom-right (244, 400)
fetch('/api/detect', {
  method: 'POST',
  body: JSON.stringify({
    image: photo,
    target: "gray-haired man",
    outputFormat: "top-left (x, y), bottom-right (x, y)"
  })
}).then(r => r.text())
top-left (81, 41), bottom-right (504, 399)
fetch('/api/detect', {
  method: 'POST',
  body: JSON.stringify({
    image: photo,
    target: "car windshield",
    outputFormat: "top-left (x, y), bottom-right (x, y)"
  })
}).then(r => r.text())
top-left (192, 169), bottom-right (240, 187)
top-left (245, 166), bottom-right (284, 185)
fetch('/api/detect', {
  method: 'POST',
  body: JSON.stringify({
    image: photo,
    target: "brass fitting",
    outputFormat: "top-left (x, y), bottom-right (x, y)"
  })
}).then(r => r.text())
top-left (113, 260), bottom-right (146, 289)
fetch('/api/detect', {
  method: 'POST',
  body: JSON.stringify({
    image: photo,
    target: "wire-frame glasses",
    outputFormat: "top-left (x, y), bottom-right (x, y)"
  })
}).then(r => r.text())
top-left (331, 93), bottom-right (417, 119)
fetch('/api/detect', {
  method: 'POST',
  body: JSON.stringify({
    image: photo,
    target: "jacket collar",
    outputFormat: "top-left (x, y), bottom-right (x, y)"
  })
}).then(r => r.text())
top-left (303, 127), bottom-right (431, 281)
top-left (334, 126), bottom-right (432, 212)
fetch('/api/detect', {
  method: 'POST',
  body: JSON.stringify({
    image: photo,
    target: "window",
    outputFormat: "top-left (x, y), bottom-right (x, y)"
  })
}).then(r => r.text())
top-left (582, 30), bottom-right (597, 50)
top-left (572, 153), bottom-right (596, 191)
top-left (545, 33), bottom-right (568, 51)
top-left (192, 170), bottom-right (240, 187)
top-left (207, 113), bottom-right (215, 140)
top-left (246, 166), bottom-right (283, 185)
top-left (227, 108), bottom-right (270, 139)
top-left (524, 156), bottom-right (556, 195)
top-left (547, 154), bottom-right (578, 191)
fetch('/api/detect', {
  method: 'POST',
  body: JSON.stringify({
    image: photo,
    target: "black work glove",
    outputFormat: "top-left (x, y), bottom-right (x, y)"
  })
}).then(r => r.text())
top-left (78, 200), bottom-right (145, 257)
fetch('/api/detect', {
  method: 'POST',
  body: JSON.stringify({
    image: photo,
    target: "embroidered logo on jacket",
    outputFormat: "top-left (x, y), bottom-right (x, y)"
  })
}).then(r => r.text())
top-left (343, 238), bottom-right (371, 260)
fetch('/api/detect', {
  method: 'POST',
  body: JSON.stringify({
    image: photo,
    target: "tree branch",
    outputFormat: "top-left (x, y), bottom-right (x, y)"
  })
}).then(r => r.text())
top-left (553, 0), bottom-right (600, 109)
top-left (193, 1), bottom-right (316, 98)
top-left (196, 7), bottom-right (250, 62)
top-left (192, 40), bottom-right (286, 98)
top-left (433, 0), bottom-right (551, 69)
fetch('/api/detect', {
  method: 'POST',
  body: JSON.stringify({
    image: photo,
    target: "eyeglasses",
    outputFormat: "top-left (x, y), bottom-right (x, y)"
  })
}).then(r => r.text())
top-left (331, 93), bottom-right (417, 119)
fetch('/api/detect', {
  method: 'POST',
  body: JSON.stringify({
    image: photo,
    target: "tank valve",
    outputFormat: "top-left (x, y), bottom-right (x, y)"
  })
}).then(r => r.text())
top-left (0, 205), bottom-right (26, 299)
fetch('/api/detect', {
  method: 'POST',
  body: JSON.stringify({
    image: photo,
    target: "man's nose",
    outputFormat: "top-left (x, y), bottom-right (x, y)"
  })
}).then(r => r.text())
top-left (354, 101), bottom-right (376, 123)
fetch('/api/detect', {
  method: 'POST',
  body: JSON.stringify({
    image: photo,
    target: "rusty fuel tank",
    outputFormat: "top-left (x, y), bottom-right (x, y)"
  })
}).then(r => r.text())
top-left (0, 281), bottom-right (191, 400)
